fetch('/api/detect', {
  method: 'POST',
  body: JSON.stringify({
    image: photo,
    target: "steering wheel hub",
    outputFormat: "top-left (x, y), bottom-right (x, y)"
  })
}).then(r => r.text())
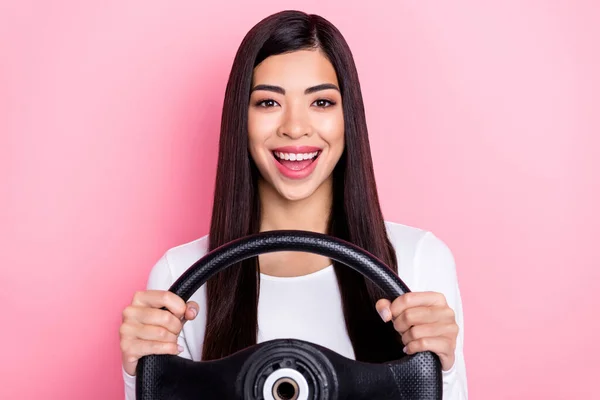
top-left (241, 339), bottom-right (335, 400)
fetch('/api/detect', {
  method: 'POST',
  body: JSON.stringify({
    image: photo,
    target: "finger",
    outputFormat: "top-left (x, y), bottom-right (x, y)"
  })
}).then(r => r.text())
top-left (390, 292), bottom-right (448, 319)
top-left (133, 323), bottom-right (179, 344)
top-left (399, 322), bottom-right (459, 345)
top-left (126, 338), bottom-right (183, 361)
top-left (128, 307), bottom-right (184, 335)
top-left (184, 301), bottom-right (199, 321)
top-left (375, 299), bottom-right (392, 322)
top-left (403, 336), bottom-right (456, 371)
top-left (392, 306), bottom-right (453, 334)
top-left (132, 290), bottom-right (187, 319)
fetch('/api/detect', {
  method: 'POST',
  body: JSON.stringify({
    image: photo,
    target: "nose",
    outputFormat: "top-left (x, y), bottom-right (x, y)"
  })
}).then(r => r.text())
top-left (277, 103), bottom-right (312, 139)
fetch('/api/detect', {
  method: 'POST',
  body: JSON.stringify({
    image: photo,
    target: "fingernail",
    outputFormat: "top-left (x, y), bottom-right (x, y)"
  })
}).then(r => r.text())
top-left (189, 308), bottom-right (197, 318)
top-left (378, 308), bottom-right (391, 322)
top-left (403, 346), bottom-right (408, 354)
top-left (178, 345), bottom-right (184, 353)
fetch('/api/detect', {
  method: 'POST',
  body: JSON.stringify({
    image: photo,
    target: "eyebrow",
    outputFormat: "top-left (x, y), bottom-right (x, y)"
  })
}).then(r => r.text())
top-left (250, 83), bottom-right (340, 95)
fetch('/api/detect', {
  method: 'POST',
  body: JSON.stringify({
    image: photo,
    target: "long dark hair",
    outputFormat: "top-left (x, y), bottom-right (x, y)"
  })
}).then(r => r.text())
top-left (203, 10), bottom-right (404, 363)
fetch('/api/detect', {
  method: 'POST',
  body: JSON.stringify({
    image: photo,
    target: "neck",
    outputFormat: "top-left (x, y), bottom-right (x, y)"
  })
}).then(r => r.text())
top-left (256, 177), bottom-right (334, 277)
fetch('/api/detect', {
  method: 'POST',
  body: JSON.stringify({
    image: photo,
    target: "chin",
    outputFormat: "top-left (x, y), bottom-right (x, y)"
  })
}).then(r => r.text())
top-left (273, 181), bottom-right (320, 202)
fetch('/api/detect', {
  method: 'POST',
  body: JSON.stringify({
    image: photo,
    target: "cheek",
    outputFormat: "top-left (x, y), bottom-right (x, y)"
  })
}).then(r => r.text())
top-left (248, 109), bottom-right (279, 145)
top-left (316, 112), bottom-right (344, 151)
top-left (247, 110), bottom-right (279, 173)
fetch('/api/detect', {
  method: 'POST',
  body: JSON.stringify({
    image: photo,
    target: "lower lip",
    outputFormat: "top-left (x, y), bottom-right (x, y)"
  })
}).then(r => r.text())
top-left (273, 152), bottom-right (321, 180)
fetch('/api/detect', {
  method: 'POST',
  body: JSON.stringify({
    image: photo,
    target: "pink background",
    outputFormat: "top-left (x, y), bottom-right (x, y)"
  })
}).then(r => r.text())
top-left (2, 1), bottom-right (599, 399)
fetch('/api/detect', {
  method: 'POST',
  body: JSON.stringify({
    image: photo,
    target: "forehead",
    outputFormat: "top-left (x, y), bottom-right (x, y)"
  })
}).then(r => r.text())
top-left (252, 49), bottom-right (339, 88)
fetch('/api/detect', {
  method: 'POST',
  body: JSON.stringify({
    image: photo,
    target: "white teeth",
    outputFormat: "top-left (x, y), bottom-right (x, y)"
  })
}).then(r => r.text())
top-left (274, 151), bottom-right (319, 161)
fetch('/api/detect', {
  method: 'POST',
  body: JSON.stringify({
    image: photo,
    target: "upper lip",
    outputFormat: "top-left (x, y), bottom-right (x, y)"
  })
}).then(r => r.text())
top-left (271, 146), bottom-right (322, 153)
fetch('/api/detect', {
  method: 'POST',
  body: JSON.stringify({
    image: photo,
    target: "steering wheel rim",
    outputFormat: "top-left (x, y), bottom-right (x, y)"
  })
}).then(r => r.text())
top-left (168, 229), bottom-right (410, 301)
top-left (137, 230), bottom-right (442, 399)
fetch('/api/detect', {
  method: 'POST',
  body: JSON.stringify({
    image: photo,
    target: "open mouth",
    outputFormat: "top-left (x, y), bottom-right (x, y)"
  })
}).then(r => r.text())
top-left (270, 148), bottom-right (322, 179)
top-left (272, 150), bottom-right (321, 171)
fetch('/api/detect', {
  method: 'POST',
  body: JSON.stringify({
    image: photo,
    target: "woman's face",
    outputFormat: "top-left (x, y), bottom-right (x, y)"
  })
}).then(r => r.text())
top-left (248, 49), bottom-right (344, 201)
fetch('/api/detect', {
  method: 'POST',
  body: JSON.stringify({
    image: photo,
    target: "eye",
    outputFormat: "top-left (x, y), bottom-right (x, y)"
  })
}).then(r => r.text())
top-left (312, 99), bottom-right (336, 108)
top-left (255, 99), bottom-right (280, 108)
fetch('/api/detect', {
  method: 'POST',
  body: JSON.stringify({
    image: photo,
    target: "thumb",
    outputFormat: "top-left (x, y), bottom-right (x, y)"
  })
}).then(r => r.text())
top-left (184, 301), bottom-right (199, 321)
top-left (375, 299), bottom-right (392, 322)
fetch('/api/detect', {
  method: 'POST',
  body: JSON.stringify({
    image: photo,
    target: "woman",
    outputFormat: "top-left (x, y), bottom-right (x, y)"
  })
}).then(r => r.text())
top-left (119, 10), bottom-right (467, 399)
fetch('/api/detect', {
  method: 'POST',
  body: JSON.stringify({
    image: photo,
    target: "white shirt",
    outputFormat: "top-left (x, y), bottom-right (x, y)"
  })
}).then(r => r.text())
top-left (123, 221), bottom-right (468, 399)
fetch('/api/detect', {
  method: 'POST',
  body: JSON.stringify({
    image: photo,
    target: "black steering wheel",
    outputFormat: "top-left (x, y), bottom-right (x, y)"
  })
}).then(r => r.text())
top-left (136, 230), bottom-right (442, 399)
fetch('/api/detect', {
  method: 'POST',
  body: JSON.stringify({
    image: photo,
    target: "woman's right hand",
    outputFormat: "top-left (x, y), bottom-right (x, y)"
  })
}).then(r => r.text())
top-left (119, 290), bottom-right (199, 376)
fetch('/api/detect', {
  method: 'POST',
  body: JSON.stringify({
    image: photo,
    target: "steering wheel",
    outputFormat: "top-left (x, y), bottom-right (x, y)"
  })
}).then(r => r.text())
top-left (136, 230), bottom-right (442, 399)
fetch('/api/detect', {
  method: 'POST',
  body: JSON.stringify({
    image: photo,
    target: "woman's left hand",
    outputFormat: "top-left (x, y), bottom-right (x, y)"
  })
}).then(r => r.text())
top-left (376, 292), bottom-right (458, 371)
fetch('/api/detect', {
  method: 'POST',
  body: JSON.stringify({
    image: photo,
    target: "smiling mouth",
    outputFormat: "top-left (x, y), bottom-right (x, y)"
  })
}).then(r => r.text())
top-left (272, 150), bottom-right (321, 171)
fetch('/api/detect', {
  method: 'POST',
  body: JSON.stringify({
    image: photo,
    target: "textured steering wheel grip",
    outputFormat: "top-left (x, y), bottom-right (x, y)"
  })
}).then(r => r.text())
top-left (168, 230), bottom-right (413, 302)
top-left (136, 230), bottom-right (443, 399)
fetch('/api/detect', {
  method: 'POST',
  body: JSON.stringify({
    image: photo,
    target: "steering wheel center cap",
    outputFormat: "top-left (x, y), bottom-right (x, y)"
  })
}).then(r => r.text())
top-left (264, 369), bottom-right (306, 400)
top-left (241, 339), bottom-right (337, 400)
